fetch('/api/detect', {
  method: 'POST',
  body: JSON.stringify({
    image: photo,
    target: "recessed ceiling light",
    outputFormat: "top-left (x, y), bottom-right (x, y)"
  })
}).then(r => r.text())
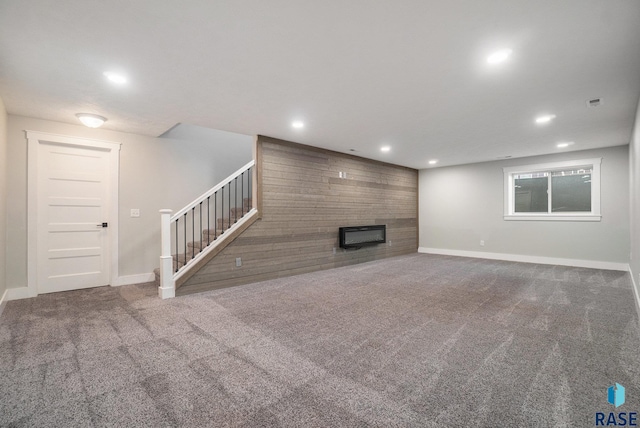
top-left (76, 113), bottom-right (107, 128)
top-left (103, 71), bottom-right (127, 84)
top-left (292, 121), bottom-right (304, 129)
top-left (380, 146), bottom-right (391, 152)
top-left (428, 160), bottom-right (438, 165)
top-left (535, 114), bottom-right (557, 124)
top-left (556, 142), bottom-right (574, 148)
top-left (486, 49), bottom-right (512, 64)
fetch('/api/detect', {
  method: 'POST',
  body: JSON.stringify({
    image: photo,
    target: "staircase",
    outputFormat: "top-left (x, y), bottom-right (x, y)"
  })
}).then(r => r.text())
top-left (157, 160), bottom-right (259, 298)
top-left (154, 198), bottom-right (252, 283)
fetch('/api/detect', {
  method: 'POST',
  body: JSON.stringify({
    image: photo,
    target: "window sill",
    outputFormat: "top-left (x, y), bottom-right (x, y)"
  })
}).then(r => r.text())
top-left (504, 215), bottom-right (601, 222)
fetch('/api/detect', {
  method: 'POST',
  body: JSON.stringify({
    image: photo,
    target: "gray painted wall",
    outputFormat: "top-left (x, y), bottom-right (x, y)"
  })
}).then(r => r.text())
top-left (5, 115), bottom-right (252, 290)
top-left (419, 145), bottom-right (630, 264)
top-left (630, 98), bottom-right (640, 294)
top-left (0, 96), bottom-right (7, 301)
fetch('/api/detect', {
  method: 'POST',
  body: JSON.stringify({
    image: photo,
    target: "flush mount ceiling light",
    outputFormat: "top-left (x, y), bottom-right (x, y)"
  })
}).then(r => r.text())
top-left (428, 159), bottom-right (438, 165)
top-left (556, 141), bottom-right (574, 148)
top-left (291, 121), bottom-right (304, 129)
top-left (486, 48), bottom-right (512, 64)
top-left (535, 114), bottom-right (557, 124)
top-left (380, 146), bottom-right (391, 152)
top-left (76, 113), bottom-right (107, 128)
top-left (103, 71), bottom-right (127, 84)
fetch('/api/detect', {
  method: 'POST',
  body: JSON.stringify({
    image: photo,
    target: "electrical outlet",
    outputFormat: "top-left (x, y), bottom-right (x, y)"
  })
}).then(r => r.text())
top-left (235, 257), bottom-right (242, 267)
top-left (388, 240), bottom-right (392, 246)
top-left (480, 240), bottom-right (485, 246)
top-left (130, 209), bottom-right (140, 218)
top-left (332, 247), bottom-right (336, 255)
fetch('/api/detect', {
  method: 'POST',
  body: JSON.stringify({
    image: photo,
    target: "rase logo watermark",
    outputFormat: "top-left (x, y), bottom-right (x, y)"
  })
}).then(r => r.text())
top-left (595, 383), bottom-right (637, 426)
top-left (609, 384), bottom-right (626, 408)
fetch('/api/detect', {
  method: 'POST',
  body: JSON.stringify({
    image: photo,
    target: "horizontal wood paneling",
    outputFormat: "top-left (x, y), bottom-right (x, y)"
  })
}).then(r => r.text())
top-left (179, 136), bottom-right (418, 295)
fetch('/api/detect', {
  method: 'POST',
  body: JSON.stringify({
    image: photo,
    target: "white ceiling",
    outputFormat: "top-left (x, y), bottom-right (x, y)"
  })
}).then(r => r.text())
top-left (1, 1), bottom-right (639, 169)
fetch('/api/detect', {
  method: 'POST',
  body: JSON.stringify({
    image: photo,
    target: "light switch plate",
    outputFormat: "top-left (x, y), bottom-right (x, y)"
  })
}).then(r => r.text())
top-left (130, 209), bottom-right (140, 218)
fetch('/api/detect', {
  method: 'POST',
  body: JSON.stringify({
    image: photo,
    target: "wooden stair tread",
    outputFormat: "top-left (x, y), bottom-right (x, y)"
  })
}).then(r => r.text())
top-left (187, 240), bottom-right (216, 249)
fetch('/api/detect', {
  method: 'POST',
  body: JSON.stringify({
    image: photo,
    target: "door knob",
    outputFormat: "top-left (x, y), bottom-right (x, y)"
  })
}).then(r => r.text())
top-left (96, 222), bottom-right (108, 228)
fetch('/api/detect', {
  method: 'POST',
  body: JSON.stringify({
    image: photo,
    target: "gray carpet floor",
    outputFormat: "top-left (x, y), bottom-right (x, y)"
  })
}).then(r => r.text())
top-left (1, 253), bottom-right (639, 427)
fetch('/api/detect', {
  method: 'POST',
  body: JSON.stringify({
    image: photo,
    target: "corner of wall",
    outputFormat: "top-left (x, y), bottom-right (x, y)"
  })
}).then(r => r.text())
top-left (0, 95), bottom-right (7, 304)
top-left (629, 94), bottom-right (640, 311)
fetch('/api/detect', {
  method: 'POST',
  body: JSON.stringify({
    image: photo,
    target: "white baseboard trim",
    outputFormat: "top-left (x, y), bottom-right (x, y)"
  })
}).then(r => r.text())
top-left (112, 273), bottom-right (155, 287)
top-left (630, 267), bottom-right (640, 321)
top-left (418, 247), bottom-right (629, 271)
top-left (0, 274), bottom-right (155, 302)
top-left (5, 287), bottom-right (36, 301)
top-left (0, 289), bottom-right (8, 319)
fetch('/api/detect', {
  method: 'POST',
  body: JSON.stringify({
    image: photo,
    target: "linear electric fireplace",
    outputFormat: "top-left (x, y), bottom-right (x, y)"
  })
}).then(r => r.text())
top-left (339, 225), bottom-right (386, 249)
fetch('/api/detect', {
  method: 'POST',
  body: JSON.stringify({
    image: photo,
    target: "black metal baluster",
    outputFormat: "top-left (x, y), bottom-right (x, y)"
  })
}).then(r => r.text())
top-left (221, 186), bottom-right (224, 234)
top-left (228, 181), bottom-right (231, 227)
top-left (207, 196), bottom-right (210, 246)
top-left (241, 172), bottom-right (244, 216)
top-left (192, 207), bottom-right (195, 259)
top-left (183, 213), bottom-right (187, 268)
top-left (175, 219), bottom-right (178, 272)
top-left (248, 167), bottom-right (252, 210)
top-left (234, 177), bottom-right (238, 223)
top-left (214, 191), bottom-right (218, 239)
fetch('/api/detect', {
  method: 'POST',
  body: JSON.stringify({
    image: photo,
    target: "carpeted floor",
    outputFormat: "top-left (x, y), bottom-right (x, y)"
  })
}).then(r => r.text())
top-left (1, 253), bottom-right (639, 427)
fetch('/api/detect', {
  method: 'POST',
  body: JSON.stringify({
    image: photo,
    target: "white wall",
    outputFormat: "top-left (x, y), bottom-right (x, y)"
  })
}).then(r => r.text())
top-left (0, 96), bottom-right (7, 303)
top-left (630, 98), bottom-right (640, 294)
top-left (419, 145), bottom-right (630, 268)
top-left (6, 116), bottom-right (252, 291)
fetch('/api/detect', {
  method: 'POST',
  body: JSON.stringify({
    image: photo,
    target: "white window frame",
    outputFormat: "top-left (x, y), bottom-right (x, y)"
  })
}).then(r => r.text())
top-left (503, 158), bottom-right (602, 221)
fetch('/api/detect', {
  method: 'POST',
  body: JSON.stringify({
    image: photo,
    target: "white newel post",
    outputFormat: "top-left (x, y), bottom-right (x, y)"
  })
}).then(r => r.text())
top-left (159, 209), bottom-right (175, 299)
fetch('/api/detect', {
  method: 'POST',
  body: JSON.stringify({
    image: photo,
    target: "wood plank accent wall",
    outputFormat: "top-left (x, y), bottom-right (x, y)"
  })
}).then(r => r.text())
top-left (179, 136), bottom-right (418, 295)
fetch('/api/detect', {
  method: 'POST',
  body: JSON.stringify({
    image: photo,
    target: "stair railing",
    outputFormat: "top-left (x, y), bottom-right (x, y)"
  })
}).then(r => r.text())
top-left (159, 160), bottom-right (255, 299)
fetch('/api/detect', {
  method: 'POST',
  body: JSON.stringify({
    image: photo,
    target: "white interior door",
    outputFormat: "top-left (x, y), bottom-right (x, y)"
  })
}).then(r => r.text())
top-left (37, 141), bottom-right (112, 294)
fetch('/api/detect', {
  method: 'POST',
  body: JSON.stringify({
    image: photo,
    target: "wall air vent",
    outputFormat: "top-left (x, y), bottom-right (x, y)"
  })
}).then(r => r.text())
top-left (587, 98), bottom-right (603, 108)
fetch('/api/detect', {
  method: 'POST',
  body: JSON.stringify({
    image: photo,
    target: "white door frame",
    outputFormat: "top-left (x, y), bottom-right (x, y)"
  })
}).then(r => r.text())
top-left (26, 131), bottom-right (121, 297)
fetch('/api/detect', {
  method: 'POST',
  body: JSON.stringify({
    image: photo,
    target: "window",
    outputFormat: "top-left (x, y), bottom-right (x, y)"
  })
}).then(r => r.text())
top-left (503, 158), bottom-right (601, 221)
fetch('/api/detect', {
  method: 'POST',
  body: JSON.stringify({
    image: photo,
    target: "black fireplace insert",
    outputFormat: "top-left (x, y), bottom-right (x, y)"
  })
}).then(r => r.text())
top-left (339, 225), bottom-right (386, 249)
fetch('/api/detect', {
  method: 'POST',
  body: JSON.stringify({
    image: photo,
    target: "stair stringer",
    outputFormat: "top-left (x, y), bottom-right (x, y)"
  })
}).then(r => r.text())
top-left (174, 209), bottom-right (260, 289)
